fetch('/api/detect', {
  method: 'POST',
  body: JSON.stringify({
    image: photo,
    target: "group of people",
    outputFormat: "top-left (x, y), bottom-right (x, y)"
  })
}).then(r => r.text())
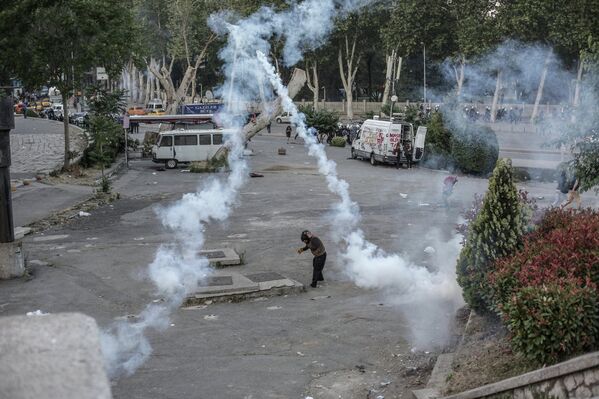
top-left (393, 139), bottom-right (414, 169)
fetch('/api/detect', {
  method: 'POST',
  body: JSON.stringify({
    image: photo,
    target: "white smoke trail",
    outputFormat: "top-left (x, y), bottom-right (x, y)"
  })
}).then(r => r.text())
top-left (101, 0), bottom-right (376, 378)
top-left (257, 52), bottom-right (464, 349)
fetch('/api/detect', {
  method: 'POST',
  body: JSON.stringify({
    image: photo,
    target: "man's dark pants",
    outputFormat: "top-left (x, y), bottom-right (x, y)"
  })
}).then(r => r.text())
top-left (312, 253), bottom-right (326, 286)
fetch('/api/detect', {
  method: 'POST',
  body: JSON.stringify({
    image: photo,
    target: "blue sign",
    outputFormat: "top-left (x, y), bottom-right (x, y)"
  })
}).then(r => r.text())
top-left (179, 103), bottom-right (224, 115)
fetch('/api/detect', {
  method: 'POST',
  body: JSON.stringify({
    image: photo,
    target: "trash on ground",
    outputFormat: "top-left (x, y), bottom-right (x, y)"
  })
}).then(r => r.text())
top-left (380, 381), bottom-right (391, 387)
top-left (418, 203), bottom-right (430, 207)
top-left (249, 172), bottom-right (264, 177)
top-left (310, 295), bottom-right (331, 300)
top-left (204, 314), bottom-right (219, 320)
top-left (399, 193), bottom-right (408, 198)
top-left (423, 246), bottom-right (436, 254)
top-left (297, 351), bottom-right (305, 356)
top-left (267, 306), bottom-right (282, 310)
top-left (152, 172), bottom-right (157, 175)
top-left (181, 169), bottom-right (191, 173)
top-left (355, 364), bottom-right (366, 373)
top-left (78, 211), bottom-right (91, 217)
top-left (26, 310), bottom-right (49, 316)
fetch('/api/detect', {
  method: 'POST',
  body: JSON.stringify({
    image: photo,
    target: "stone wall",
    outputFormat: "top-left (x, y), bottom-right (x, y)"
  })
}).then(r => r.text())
top-left (442, 352), bottom-right (599, 399)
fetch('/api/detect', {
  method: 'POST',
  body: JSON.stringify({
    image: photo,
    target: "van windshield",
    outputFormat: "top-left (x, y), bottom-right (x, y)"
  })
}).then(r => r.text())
top-left (158, 135), bottom-right (172, 146)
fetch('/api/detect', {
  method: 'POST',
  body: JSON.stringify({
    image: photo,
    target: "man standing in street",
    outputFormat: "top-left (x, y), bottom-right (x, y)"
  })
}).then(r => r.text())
top-left (442, 175), bottom-right (458, 207)
top-left (297, 230), bottom-right (326, 288)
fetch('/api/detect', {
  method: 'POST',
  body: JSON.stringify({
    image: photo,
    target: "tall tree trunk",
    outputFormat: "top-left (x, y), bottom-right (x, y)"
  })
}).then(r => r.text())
top-left (573, 56), bottom-right (584, 107)
top-left (531, 48), bottom-right (552, 122)
top-left (453, 54), bottom-right (466, 96)
top-left (338, 35), bottom-right (361, 119)
top-left (382, 50), bottom-right (394, 105)
top-left (144, 68), bottom-right (151, 105)
top-left (61, 91), bottom-right (70, 170)
top-left (490, 70), bottom-right (502, 123)
top-left (305, 60), bottom-right (319, 110)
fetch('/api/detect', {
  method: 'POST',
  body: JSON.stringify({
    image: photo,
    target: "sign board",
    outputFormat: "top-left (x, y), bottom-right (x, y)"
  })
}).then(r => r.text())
top-left (122, 114), bottom-right (130, 129)
top-left (178, 103), bottom-right (224, 115)
top-left (96, 67), bottom-right (108, 81)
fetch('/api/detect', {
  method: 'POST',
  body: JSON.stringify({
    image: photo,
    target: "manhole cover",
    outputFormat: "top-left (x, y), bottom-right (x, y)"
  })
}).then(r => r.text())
top-left (245, 272), bottom-right (285, 283)
top-left (199, 276), bottom-right (233, 286)
top-left (200, 250), bottom-right (226, 259)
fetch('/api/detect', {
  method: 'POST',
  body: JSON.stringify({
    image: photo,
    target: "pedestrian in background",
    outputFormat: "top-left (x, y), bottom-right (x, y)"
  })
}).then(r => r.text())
top-left (404, 141), bottom-right (413, 169)
top-left (22, 101), bottom-right (28, 119)
top-left (266, 122), bottom-right (272, 134)
top-left (286, 125), bottom-right (292, 143)
top-left (297, 230), bottom-right (327, 288)
top-left (442, 175), bottom-right (458, 207)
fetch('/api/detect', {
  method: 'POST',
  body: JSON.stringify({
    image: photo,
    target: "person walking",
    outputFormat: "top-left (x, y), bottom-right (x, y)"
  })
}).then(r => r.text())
top-left (442, 175), bottom-right (458, 207)
top-left (297, 230), bottom-right (326, 288)
top-left (286, 125), bottom-right (292, 143)
top-left (404, 141), bottom-right (413, 169)
top-left (562, 174), bottom-right (581, 209)
top-left (22, 101), bottom-right (28, 119)
top-left (266, 122), bottom-right (272, 134)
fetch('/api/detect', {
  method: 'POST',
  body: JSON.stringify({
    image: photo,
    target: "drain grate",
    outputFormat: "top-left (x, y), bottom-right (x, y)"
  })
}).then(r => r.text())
top-left (245, 272), bottom-right (285, 283)
top-left (199, 276), bottom-right (233, 286)
top-left (200, 250), bottom-right (226, 259)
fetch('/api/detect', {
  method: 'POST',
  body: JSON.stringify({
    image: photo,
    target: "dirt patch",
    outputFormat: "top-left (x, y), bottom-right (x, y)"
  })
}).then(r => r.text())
top-left (444, 312), bottom-right (534, 395)
top-left (26, 192), bottom-right (119, 233)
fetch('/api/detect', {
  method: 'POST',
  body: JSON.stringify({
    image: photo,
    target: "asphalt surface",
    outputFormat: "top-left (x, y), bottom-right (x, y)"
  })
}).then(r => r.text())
top-left (1, 129), bottom-right (597, 398)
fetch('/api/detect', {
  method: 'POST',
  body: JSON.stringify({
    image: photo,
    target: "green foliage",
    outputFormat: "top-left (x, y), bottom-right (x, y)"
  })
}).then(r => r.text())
top-left (451, 125), bottom-right (499, 175)
top-left (100, 176), bottom-right (111, 194)
top-left (298, 105), bottom-right (339, 136)
top-left (330, 136), bottom-right (346, 147)
top-left (422, 112), bottom-right (452, 169)
top-left (456, 159), bottom-right (525, 313)
top-left (502, 282), bottom-right (599, 365)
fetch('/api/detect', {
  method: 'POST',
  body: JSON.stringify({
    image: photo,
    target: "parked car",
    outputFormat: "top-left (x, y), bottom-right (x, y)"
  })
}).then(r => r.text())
top-left (69, 112), bottom-right (89, 127)
top-left (147, 108), bottom-right (166, 115)
top-left (275, 112), bottom-right (292, 123)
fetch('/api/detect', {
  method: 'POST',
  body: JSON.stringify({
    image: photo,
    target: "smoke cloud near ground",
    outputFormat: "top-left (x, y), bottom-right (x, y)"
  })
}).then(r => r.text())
top-left (258, 51), bottom-right (464, 350)
top-left (100, 0), bottom-right (377, 379)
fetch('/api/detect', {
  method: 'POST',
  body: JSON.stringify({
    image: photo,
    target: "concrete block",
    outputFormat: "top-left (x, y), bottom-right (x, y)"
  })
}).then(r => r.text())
top-left (14, 226), bottom-right (32, 240)
top-left (199, 248), bottom-right (241, 266)
top-left (0, 312), bottom-right (112, 399)
top-left (0, 240), bottom-right (25, 279)
top-left (412, 388), bottom-right (439, 399)
top-left (427, 353), bottom-right (455, 390)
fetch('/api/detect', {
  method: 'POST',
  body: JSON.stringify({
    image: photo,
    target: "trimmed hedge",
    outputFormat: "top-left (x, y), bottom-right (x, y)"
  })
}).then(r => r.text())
top-left (450, 125), bottom-right (498, 175)
top-left (502, 282), bottom-right (599, 365)
top-left (490, 208), bottom-right (599, 365)
top-left (330, 136), bottom-right (346, 147)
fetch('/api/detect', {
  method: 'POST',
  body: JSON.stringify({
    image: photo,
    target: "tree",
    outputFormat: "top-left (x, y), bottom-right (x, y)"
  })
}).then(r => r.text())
top-left (456, 158), bottom-right (525, 313)
top-left (1, 0), bottom-right (134, 170)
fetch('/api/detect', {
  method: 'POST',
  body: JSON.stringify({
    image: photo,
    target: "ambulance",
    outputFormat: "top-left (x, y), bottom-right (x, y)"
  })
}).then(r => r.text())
top-left (350, 118), bottom-right (427, 167)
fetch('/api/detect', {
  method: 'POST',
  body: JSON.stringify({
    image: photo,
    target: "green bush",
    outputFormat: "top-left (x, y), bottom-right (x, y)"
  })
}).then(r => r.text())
top-left (457, 159), bottom-right (525, 313)
top-left (330, 136), bottom-right (346, 147)
top-left (451, 125), bottom-right (498, 175)
top-left (298, 105), bottom-right (339, 136)
top-left (422, 112), bottom-right (453, 169)
top-left (502, 282), bottom-right (599, 365)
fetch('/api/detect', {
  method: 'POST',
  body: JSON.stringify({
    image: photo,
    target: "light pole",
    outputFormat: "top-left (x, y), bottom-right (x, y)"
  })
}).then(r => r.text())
top-left (321, 86), bottom-right (326, 102)
top-left (422, 43), bottom-right (427, 104)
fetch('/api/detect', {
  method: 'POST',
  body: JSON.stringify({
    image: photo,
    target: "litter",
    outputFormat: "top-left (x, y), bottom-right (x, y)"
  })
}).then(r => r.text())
top-left (399, 193), bottom-right (408, 198)
top-left (204, 314), bottom-right (218, 320)
top-left (152, 172), bottom-right (157, 175)
top-left (26, 310), bottom-right (48, 316)
top-left (267, 306), bottom-right (282, 310)
top-left (78, 211), bottom-right (91, 217)
top-left (418, 203), bottom-right (430, 207)
top-left (297, 351), bottom-right (305, 356)
top-left (181, 169), bottom-right (191, 173)
top-left (249, 172), bottom-right (264, 177)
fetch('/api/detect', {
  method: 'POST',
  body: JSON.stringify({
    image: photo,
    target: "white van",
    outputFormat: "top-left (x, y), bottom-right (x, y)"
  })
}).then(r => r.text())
top-left (152, 129), bottom-right (230, 169)
top-left (350, 119), bottom-right (427, 166)
top-left (146, 99), bottom-right (164, 112)
top-left (275, 112), bottom-right (292, 123)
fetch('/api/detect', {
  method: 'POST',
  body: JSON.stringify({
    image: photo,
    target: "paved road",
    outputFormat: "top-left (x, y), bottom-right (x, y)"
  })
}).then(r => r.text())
top-left (1, 134), bottom-right (597, 398)
top-left (10, 117), bottom-right (86, 179)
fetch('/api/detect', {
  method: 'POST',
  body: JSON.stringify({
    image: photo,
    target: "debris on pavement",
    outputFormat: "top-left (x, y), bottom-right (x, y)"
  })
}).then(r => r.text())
top-left (26, 310), bottom-right (49, 316)
top-left (399, 193), bottom-right (408, 198)
top-left (78, 211), bottom-right (91, 217)
top-left (204, 314), bottom-right (219, 320)
top-left (267, 306), bottom-right (282, 310)
top-left (296, 351), bottom-right (305, 356)
top-left (249, 172), bottom-right (264, 177)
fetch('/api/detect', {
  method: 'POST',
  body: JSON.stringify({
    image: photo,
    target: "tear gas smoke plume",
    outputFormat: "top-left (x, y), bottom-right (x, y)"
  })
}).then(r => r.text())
top-left (100, 0), bottom-right (377, 379)
top-left (257, 52), bottom-right (464, 349)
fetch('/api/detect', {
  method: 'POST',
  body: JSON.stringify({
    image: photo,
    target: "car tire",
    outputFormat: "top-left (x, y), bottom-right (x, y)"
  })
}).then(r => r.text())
top-left (351, 148), bottom-right (357, 159)
top-left (276, 118), bottom-right (282, 123)
top-left (370, 153), bottom-right (376, 166)
top-left (166, 159), bottom-right (178, 169)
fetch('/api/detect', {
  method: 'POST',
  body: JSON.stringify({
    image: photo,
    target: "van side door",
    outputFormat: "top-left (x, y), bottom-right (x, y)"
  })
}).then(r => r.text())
top-left (413, 126), bottom-right (428, 161)
top-left (174, 134), bottom-right (199, 162)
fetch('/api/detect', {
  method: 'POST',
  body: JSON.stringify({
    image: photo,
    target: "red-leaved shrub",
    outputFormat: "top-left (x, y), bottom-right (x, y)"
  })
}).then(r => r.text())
top-left (489, 208), bottom-right (599, 365)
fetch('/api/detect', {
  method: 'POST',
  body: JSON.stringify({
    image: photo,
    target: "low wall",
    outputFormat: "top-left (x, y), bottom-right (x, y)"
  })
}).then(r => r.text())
top-left (442, 352), bottom-right (599, 399)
